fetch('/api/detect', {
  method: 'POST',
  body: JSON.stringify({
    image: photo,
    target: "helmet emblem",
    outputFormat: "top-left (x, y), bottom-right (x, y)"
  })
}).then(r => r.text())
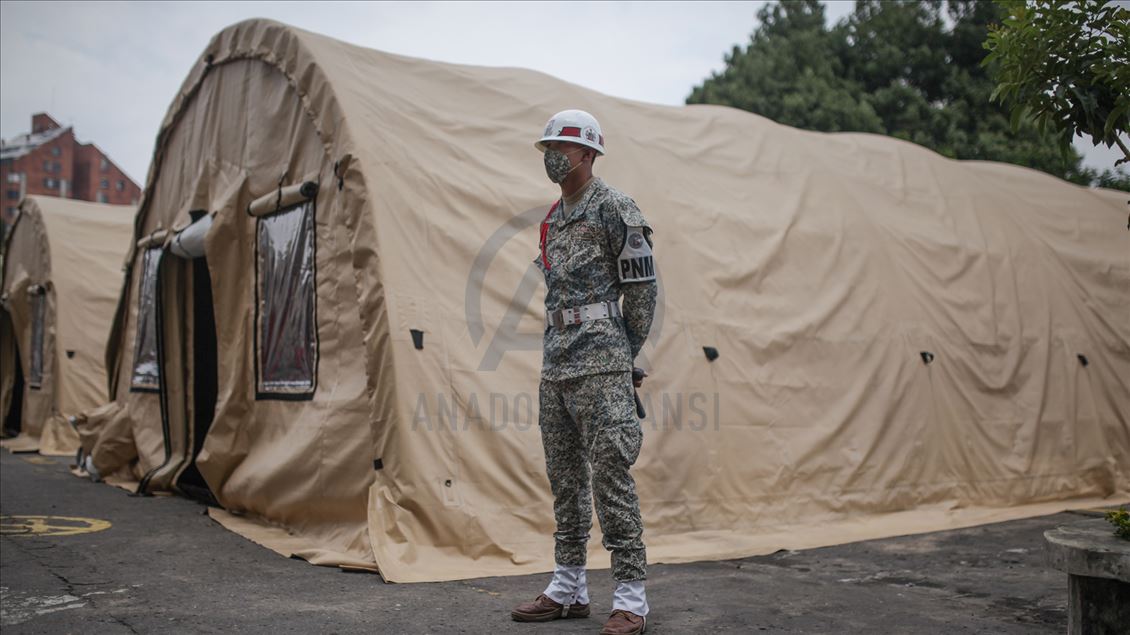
top-left (583, 126), bottom-right (596, 142)
top-left (544, 120), bottom-right (555, 136)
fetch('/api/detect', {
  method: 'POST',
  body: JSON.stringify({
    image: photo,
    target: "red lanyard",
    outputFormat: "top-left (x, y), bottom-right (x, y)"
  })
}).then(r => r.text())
top-left (539, 200), bottom-right (560, 270)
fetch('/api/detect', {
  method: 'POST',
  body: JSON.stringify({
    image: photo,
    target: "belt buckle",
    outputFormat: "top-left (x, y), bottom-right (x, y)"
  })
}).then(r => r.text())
top-left (568, 308), bottom-right (581, 325)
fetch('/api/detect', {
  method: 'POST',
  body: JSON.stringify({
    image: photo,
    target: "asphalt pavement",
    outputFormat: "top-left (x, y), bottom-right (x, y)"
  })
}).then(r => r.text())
top-left (1, 449), bottom-right (1091, 633)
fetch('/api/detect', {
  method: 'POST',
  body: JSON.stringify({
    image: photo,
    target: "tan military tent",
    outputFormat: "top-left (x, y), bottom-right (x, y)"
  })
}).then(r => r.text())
top-left (1, 196), bottom-right (135, 455)
top-left (81, 18), bottom-right (1129, 582)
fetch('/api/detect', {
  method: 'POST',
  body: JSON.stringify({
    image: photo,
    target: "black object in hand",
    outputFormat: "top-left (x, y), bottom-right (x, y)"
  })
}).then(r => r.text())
top-left (632, 367), bottom-right (647, 418)
top-left (632, 367), bottom-right (647, 387)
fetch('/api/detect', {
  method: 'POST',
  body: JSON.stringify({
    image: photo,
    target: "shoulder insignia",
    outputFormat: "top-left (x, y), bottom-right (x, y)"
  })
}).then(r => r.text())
top-left (618, 226), bottom-right (655, 282)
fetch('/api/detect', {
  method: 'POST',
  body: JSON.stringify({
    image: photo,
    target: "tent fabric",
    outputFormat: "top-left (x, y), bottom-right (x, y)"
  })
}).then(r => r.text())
top-left (1, 196), bottom-right (135, 455)
top-left (87, 18), bottom-right (1129, 582)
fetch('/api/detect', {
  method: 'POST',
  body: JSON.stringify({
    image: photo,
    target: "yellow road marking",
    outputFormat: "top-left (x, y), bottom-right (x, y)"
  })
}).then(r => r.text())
top-left (0, 515), bottom-right (112, 537)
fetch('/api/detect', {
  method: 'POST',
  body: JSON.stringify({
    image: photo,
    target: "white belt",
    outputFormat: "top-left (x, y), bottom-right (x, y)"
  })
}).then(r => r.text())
top-left (546, 301), bottom-right (622, 328)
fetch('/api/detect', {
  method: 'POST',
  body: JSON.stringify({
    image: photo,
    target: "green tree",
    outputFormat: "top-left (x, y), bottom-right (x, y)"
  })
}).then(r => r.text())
top-left (1094, 167), bottom-right (1130, 191)
top-left (688, 1), bottom-right (882, 133)
top-left (687, 0), bottom-right (1092, 185)
top-left (983, 0), bottom-right (1130, 166)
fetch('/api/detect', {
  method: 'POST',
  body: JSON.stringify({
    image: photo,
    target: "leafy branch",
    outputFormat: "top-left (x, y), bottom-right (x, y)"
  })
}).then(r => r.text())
top-left (983, 0), bottom-right (1130, 165)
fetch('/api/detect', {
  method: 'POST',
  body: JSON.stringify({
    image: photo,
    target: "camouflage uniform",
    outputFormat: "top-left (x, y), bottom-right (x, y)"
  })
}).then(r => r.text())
top-left (535, 177), bottom-right (657, 582)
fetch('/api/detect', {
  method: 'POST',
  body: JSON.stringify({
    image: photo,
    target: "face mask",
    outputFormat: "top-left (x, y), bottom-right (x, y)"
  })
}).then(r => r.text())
top-left (544, 148), bottom-right (582, 184)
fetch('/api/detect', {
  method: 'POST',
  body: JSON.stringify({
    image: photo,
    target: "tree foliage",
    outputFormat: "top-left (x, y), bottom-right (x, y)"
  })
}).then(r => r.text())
top-left (687, 0), bottom-right (1101, 187)
top-left (1091, 167), bottom-right (1130, 192)
top-left (983, 0), bottom-right (1130, 166)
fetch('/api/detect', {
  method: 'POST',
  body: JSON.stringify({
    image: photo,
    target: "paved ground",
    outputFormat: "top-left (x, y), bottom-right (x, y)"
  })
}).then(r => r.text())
top-left (0, 449), bottom-right (1097, 633)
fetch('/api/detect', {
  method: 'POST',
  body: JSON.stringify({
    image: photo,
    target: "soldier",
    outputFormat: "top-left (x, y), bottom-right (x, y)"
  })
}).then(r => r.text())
top-left (510, 110), bottom-right (657, 635)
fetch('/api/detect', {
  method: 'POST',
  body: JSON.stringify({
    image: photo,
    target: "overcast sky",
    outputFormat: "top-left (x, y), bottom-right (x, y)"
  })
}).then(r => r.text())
top-left (1, 1), bottom-right (1123, 185)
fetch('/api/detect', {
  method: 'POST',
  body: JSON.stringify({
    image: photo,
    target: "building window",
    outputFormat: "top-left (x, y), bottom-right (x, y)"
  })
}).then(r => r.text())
top-left (100, 178), bottom-right (109, 190)
top-left (255, 200), bottom-right (317, 398)
top-left (97, 192), bottom-right (108, 203)
top-left (100, 158), bottom-right (109, 172)
top-left (51, 146), bottom-right (61, 157)
top-left (117, 179), bottom-right (126, 191)
top-left (44, 160), bottom-right (54, 172)
top-left (6, 190), bottom-right (18, 200)
top-left (29, 292), bottom-right (47, 389)
top-left (43, 178), bottom-right (58, 189)
top-left (130, 249), bottom-right (163, 391)
top-left (53, 161), bottom-right (62, 173)
top-left (6, 173), bottom-right (20, 183)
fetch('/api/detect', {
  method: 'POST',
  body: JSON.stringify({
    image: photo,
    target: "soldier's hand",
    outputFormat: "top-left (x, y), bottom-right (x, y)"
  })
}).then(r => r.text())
top-left (632, 367), bottom-right (648, 388)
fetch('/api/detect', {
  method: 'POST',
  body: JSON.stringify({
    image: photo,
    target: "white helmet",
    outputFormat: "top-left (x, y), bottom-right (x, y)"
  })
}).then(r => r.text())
top-left (536, 109), bottom-right (605, 155)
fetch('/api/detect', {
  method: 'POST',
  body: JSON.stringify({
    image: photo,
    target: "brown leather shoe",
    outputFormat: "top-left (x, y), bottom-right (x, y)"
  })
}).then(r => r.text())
top-left (510, 593), bottom-right (590, 622)
top-left (600, 609), bottom-right (646, 634)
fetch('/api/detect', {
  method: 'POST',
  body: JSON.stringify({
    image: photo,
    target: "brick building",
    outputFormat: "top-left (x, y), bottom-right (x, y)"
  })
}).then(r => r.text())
top-left (1, 113), bottom-right (141, 225)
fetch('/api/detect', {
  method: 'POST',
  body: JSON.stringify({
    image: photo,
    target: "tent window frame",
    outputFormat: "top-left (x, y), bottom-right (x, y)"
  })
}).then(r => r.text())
top-left (253, 197), bottom-right (319, 401)
top-left (28, 291), bottom-right (46, 389)
top-left (130, 247), bottom-right (163, 393)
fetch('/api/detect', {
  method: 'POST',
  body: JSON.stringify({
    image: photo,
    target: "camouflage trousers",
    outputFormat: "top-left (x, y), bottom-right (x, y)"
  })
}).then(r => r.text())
top-left (539, 370), bottom-right (646, 582)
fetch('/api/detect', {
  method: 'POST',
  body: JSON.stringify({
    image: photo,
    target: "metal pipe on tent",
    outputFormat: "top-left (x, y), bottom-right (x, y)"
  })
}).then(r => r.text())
top-left (169, 214), bottom-right (213, 259)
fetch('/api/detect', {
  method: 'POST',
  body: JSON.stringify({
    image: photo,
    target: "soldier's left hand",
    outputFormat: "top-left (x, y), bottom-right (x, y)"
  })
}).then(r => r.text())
top-left (632, 367), bottom-right (648, 388)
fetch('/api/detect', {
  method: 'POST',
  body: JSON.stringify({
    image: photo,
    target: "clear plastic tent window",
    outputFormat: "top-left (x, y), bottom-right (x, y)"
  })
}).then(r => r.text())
top-left (256, 200), bottom-right (317, 397)
top-left (130, 248), bottom-right (163, 391)
top-left (29, 292), bottom-right (45, 388)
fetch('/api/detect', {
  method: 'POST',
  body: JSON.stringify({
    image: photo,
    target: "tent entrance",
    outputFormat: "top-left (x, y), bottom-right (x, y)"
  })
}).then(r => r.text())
top-left (2, 323), bottom-right (24, 437)
top-left (174, 252), bottom-right (218, 505)
top-left (138, 212), bottom-right (218, 504)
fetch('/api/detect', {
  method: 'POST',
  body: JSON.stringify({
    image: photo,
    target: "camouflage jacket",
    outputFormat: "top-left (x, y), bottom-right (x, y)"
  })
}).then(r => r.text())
top-left (536, 177), bottom-right (658, 381)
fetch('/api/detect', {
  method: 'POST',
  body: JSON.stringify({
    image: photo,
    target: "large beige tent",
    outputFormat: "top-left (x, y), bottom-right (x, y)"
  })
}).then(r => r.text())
top-left (80, 18), bottom-right (1129, 582)
top-left (1, 196), bottom-right (135, 455)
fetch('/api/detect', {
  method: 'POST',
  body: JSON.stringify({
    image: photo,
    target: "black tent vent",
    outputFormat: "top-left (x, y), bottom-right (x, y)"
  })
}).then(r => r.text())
top-left (333, 160), bottom-right (345, 191)
top-left (921, 351), bottom-right (935, 365)
top-left (703, 346), bottom-right (719, 362)
top-left (410, 329), bottom-right (424, 350)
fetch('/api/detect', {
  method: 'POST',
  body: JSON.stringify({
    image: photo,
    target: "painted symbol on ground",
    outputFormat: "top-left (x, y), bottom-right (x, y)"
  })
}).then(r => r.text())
top-left (0, 516), bottom-right (112, 537)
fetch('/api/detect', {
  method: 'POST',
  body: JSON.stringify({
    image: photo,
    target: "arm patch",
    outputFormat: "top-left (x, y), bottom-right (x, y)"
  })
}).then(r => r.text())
top-left (618, 226), bottom-right (655, 282)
